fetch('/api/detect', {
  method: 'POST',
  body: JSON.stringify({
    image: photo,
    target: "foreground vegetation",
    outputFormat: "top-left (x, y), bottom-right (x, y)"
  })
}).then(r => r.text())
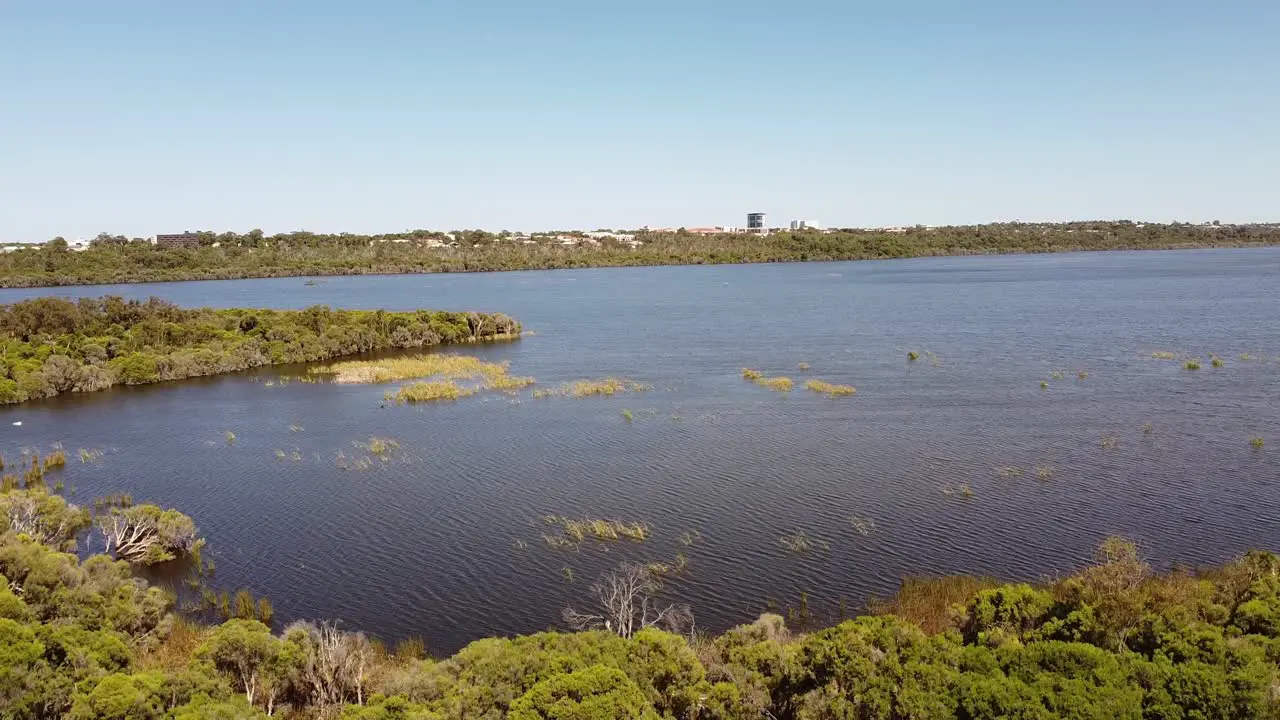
top-left (0, 296), bottom-right (519, 404)
top-left (10, 221), bottom-right (1280, 287)
top-left (4, 486), bottom-right (1280, 718)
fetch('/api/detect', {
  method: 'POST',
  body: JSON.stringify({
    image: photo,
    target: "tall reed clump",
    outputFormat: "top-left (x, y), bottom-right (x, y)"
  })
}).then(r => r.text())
top-left (741, 368), bottom-right (763, 381)
top-left (868, 575), bottom-right (1001, 634)
top-left (43, 450), bottom-right (67, 471)
top-left (805, 379), bottom-right (856, 397)
top-left (1183, 359), bottom-right (1201, 370)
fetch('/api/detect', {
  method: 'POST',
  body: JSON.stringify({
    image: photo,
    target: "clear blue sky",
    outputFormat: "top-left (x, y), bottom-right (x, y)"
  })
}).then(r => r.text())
top-left (2, 1), bottom-right (1277, 241)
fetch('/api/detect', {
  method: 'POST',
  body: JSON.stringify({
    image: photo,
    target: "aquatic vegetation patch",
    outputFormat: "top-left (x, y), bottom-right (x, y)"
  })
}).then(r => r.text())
top-left (1251, 436), bottom-right (1265, 449)
top-left (778, 531), bottom-right (829, 553)
top-left (758, 376), bottom-right (794, 392)
top-left (907, 351), bottom-right (920, 362)
top-left (541, 516), bottom-right (650, 546)
top-left (804, 379), bottom-right (856, 397)
top-left (741, 368), bottom-right (762, 380)
top-left (315, 354), bottom-right (510, 384)
top-left (1150, 350), bottom-right (1179, 360)
top-left (1035, 466), bottom-right (1054, 480)
top-left (849, 516), bottom-right (877, 536)
top-left (1184, 359), bottom-right (1201, 370)
top-left (532, 378), bottom-right (650, 399)
top-left (42, 450), bottom-right (67, 471)
top-left (1211, 356), bottom-right (1225, 368)
top-left (797, 362), bottom-right (811, 371)
top-left (1101, 434), bottom-right (1119, 450)
top-left (995, 466), bottom-right (1024, 478)
top-left (388, 380), bottom-right (477, 403)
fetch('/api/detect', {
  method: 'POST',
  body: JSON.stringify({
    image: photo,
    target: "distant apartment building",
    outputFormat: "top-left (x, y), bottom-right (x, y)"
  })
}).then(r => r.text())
top-left (789, 220), bottom-right (821, 231)
top-left (155, 232), bottom-right (201, 248)
top-left (746, 212), bottom-right (767, 234)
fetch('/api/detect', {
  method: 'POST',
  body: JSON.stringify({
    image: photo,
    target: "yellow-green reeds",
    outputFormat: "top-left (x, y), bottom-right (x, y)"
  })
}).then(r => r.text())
top-left (43, 450), bottom-right (67, 471)
top-left (1184, 359), bottom-right (1201, 370)
top-left (759, 376), bottom-right (793, 392)
top-left (621, 409), bottom-right (634, 422)
top-left (363, 437), bottom-right (399, 455)
top-left (1101, 434), bottom-right (1118, 450)
top-left (1151, 350), bottom-right (1178, 360)
top-left (388, 380), bottom-right (476, 404)
top-left (487, 374), bottom-right (535, 393)
top-left (804, 379), bottom-right (855, 397)
top-left (1251, 437), bottom-right (1265, 449)
top-left (1077, 370), bottom-right (1089, 380)
top-left (995, 466), bottom-right (1023, 478)
top-left (532, 378), bottom-right (650, 399)
top-left (741, 368), bottom-right (762, 380)
top-left (1211, 356), bottom-right (1225, 368)
top-left (1035, 466), bottom-right (1054, 480)
top-left (1040, 381), bottom-right (1049, 390)
top-left (224, 431), bottom-right (236, 444)
top-left (313, 354), bottom-right (509, 384)
top-left (907, 351), bottom-right (920, 362)
top-left (78, 448), bottom-right (104, 463)
top-left (541, 516), bottom-right (649, 546)
top-left (798, 362), bottom-right (811, 371)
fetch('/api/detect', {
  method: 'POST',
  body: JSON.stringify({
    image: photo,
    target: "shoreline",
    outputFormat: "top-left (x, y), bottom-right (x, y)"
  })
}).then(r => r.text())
top-left (3, 237), bottom-right (1278, 290)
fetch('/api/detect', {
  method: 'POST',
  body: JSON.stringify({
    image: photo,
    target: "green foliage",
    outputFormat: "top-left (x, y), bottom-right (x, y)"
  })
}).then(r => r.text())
top-left (3, 496), bottom-right (1280, 720)
top-left (507, 665), bottom-right (659, 720)
top-left (0, 297), bottom-right (521, 405)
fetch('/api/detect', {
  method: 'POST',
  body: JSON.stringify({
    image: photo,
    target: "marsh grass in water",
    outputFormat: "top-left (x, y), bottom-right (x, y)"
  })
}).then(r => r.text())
top-left (541, 516), bottom-right (649, 547)
top-left (907, 351), bottom-right (920, 362)
top-left (532, 378), bottom-right (650, 399)
top-left (620, 409), bottom-right (634, 422)
top-left (1184, 359), bottom-right (1202, 370)
top-left (42, 450), bottom-right (67, 471)
top-left (1040, 381), bottom-right (1049, 390)
top-left (797, 362), bottom-right (811, 371)
top-left (741, 368), bottom-right (762, 381)
top-left (1212, 356), bottom-right (1225, 368)
top-left (224, 431), bottom-right (236, 445)
top-left (389, 381), bottom-right (476, 404)
top-left (995, 466), bottom-right (1024, 478)
top-left (77, 448), bottom-right (104, 463)
top-left (804, 379), bottom-right (856, 397)
top-left (1251, 437), bottom-right (1265, 450)
top-left (1077, 370), bottom-right (1089, 380)
top-left (1036, 466), bottom-right (1055, 481)
top-left (1050, 371), bottom-right (1064, 380)
top-left (1101, 434), bottom-right (1119, 450)
top-left (679, 529), bottom-right (703, 546)
top-left (313, 355), bottom-right (509, 384)
top-left (1150, 350), bottom-right (1179, 360)
top-left (941, 483), bottom-right (975, 499)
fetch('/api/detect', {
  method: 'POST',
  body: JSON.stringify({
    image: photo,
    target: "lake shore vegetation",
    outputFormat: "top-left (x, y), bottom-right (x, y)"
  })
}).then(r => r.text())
top-left (8, 221), bottom-right (1280, 288)
top-left (0, 296), bottom-right (520, 405)
top-left (6, 486), bottom-right (1280, 718)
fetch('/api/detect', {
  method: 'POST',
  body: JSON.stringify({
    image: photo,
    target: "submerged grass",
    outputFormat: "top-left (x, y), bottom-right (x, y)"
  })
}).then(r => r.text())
top-left (1251, 437), bottom-right (1265, 449)
top-left (1184, 359), bottom-right (1201, 370)
top-left (1151, 350), bottom-right (1179, 360)
top-left (778, 531), bottom-right (829, 553)
top-left (804, 379), bottom-right (856, 397)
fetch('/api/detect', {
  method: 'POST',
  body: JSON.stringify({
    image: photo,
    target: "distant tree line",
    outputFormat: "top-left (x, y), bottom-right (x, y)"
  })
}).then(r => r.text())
top-left (0, 296), bottom-right (520, 404)
top-left (4, 484), bottom-right (1280, 718)
top-left (4, 221), bottom-right (1278, 288)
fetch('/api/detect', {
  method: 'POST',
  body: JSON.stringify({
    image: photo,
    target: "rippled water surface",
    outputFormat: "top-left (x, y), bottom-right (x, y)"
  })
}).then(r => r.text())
top-left (5, 248), bottom-right (1280, 652)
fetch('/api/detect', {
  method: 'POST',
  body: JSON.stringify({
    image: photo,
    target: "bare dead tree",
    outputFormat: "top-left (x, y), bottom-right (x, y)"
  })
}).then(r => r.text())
top-left (96, 504), bottom-right (198, 564)
top-left (563, 562), bottom-right (694, 639)
top-left (282, 621), bottom-right (372, 707)
top-left (4, 495), bottom-right (72, 547)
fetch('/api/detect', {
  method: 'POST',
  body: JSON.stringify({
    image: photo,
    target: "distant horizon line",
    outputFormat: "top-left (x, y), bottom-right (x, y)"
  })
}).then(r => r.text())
top-left (14, 218), bottom-right (1280, 245)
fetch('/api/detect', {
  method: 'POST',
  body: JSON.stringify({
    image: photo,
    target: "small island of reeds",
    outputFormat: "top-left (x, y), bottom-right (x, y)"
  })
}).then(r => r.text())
top-left (0, 296), bottom-right (520, 404)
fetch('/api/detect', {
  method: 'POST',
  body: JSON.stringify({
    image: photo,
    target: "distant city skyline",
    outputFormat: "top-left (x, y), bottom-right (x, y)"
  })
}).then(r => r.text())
top-left (3, 1), bottom-right (1278, 242)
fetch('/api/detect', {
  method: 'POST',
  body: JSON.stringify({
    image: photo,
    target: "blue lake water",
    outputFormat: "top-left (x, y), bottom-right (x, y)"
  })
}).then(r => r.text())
top-left (4, 247), bottom-right (1279, 652)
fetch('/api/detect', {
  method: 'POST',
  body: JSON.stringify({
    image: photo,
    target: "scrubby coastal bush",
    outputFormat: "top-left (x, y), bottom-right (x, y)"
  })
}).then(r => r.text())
top-left (2, 485), bottom-right (1280, 718)
top-left (0, 296), bottom-right (520, 404)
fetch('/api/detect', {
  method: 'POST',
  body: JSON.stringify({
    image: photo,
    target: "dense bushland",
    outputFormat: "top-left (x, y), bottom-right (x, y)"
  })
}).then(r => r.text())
top-left (0, 296), bottom-right (520, 404)
top-left (3, 486), bottom-right (1280, 718)
top-left (8, 221), bottom-right (1280, 288)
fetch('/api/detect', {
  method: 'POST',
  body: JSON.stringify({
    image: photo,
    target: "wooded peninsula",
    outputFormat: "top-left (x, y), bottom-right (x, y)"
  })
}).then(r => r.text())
top-left (0, 297), bottom-right (520, 405)
top-left (3, 483), bottom-right (1280, 719)
top-left (8, 221), bottom-right (1280, 288)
